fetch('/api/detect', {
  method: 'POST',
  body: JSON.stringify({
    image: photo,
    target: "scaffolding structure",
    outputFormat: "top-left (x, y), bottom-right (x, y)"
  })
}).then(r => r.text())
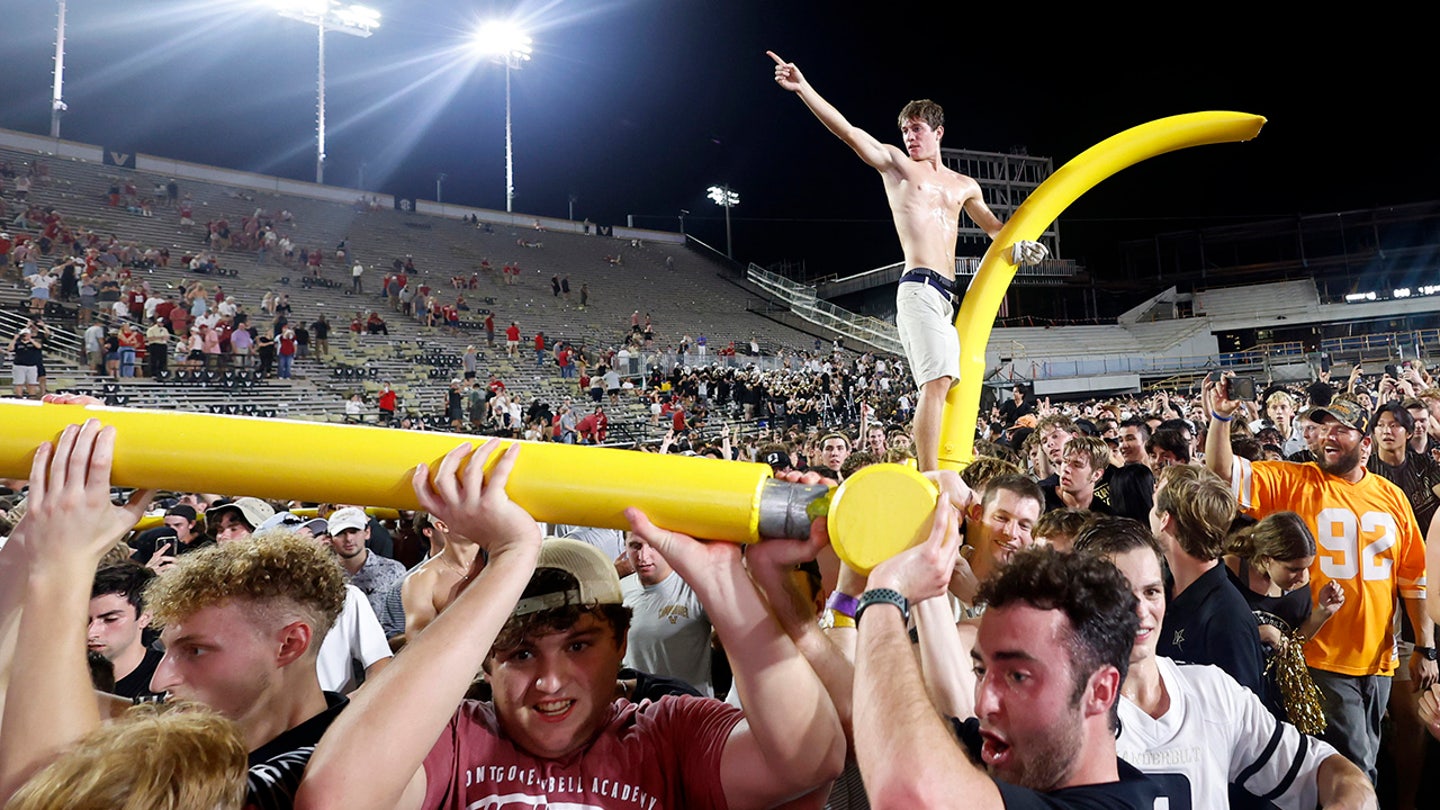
top-left (941, 147), bottom-right (1060, 257)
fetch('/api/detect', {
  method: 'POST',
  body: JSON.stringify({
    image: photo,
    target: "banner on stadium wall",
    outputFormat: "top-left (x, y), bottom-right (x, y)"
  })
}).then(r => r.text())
top-left (103, 148), bottom-right (136, 169)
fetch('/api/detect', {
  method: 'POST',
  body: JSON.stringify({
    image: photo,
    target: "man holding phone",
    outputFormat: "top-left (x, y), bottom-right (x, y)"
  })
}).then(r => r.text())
top-left (1227, 375), bottom-right (1257, 402)
top-left (1204, 375), bottom-right (1432, 783)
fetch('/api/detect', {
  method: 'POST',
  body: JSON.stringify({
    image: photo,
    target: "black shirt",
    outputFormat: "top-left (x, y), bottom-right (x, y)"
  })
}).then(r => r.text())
top-left (620, 667), bottom-right (703, 702)
top-left (113, 647), bottom-right (164, 701)
top-left (1039, 474), bottom-right (1113, 516)
top-left (1226, 559), bottom-right (1311, 722)
top-left (246, 692), bottom-right (348, 810)
top-left (950, 717), bottom-right (1166, 808)
top-left (998, 398), bottom-right (1035, 427)
top-left (12, 338), bottom-right (43, 366)
top-left (1159, 564), bottom-right (1267, 699)
top-left (1367, 451), bottom-right (1440, 536)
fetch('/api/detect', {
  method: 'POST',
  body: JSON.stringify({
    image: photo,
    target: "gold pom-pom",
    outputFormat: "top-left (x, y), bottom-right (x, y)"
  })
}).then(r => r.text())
top-left (1267, 629), bottom-right (1326, 735)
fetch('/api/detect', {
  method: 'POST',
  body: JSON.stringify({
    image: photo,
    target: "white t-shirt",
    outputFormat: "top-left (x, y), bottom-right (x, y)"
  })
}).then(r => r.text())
top-left (1117, 656), bottom-right (1338, 809)
top-left (316, 584), bottom-right (393, 694)
top-left (621, 571), bottom-right (713, 696)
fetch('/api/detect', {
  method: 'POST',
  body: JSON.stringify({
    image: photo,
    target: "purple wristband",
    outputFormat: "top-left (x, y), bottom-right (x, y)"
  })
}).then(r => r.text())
top-left (825, 591), bottom-right (859, 619)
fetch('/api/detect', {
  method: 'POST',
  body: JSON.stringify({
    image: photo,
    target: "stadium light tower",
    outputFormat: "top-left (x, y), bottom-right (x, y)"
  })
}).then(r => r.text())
top-left (473, 20), bottom-right (532, 213)
top-left (50, 0), bottom-right (68, 139)
top-left (707, 185), bottom-right (739, 259)
top-left (272, 1), bottom-right (380, 185)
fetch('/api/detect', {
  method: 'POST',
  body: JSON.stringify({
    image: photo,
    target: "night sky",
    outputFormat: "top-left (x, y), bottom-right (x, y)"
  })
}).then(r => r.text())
top-left (3, 2), bottom-right (1431, 285)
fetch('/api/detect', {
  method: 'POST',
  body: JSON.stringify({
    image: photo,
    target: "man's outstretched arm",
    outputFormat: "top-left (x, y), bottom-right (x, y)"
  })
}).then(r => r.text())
top-left (0, 421), bottom-right (153, 804)
top-left (768, 51), bottom-right (896, 172)
top-left (1203, 374), bottom-right (1239, 481)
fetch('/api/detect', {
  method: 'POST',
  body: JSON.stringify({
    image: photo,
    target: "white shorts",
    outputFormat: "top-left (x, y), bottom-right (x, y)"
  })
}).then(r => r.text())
top-left (896, 280), bottom-right (959, 388)
top-left (11, 365), bottom-right (39, 385)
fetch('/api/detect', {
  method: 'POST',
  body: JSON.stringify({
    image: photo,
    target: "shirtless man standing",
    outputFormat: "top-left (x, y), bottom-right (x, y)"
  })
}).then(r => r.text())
top-left (400, 513), bottom-right (484, 638)
top-left (770, 51), bottom-right (1047, 471)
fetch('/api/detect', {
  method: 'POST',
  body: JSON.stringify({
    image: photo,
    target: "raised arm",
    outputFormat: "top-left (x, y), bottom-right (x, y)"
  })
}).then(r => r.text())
top-left (627, 508), bottom-right (845, 809)
top-left (0, 421), bottom-right (153, 804)
top-left (743, 511), bottom-right (856, 750)
top-left (297, 441), bottom-right (542, 810)
top-left (913, 597), bottom-right (977, 719)
top-left (1203, 374), bottom-right (1239, 480)
top-left (768, 51), bottom-right (897, 172)
top-left (855, 502), bottom-right (1002, 808)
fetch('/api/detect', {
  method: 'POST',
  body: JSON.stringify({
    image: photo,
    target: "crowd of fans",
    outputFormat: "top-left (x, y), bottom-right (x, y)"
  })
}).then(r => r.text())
top-left (5, 157), bottom-right (1440, 809)
top-left (2, 350), bottom-right (1439, 808)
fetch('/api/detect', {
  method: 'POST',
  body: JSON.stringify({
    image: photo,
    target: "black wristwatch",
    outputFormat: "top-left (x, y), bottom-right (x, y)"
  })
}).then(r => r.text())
top-left (1416, 646), bottom-right (1438, 662)
top-left (856, 588), bottom-right (909, 625)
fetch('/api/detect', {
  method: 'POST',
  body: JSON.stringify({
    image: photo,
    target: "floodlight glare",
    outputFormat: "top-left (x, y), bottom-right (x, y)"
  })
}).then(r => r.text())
top-left (273, 0), bottom-right (381, 184)
top-left (707, 186), bottom-right (739, 206)
top-left (334, 4), bottom-right (380, 29)
top-left (473, 19), bottom-right (534, 213)
top-left (1394, 288), bottom-right (1412, 298)
top-left (473, 21), bottom-right (533, 61)
top-left (707, 185), bottom-right (740, 258)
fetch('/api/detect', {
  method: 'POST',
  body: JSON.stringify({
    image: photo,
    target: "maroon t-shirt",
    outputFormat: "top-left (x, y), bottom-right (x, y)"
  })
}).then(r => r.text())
top-left (423, 697), bottom-right (742, 810)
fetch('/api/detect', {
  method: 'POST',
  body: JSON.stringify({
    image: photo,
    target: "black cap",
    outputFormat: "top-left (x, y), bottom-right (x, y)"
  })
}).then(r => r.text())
top-left (762, 450), bottom-right (792, 471)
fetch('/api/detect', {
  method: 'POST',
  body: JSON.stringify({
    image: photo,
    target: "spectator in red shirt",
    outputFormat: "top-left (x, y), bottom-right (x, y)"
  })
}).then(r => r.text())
top-left (534, 332), bottom-right (546, 367)
top-left (575, 405), bottom-right (609, 444)
top-left (167, 303), bottom-right (190, 339)
top-left (505, 321), bottom-right (521, 359)
top-left (277, 328), bottom-right (297, 378)
top-left (377, 383), bottom-right (398, 425)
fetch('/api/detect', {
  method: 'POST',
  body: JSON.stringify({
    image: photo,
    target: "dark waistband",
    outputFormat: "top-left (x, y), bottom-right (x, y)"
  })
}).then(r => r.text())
top-left (900, 268), bottom-right (957, 296)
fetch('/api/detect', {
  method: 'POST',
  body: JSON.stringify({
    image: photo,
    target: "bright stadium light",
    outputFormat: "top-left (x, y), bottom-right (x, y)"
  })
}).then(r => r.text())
top-left (472, 20), bottom-right (532, 213)
top-left (707, 185), bottom-right (739, 259)
top-left (272, 0), bottom-right (380, 184)
top-left (1394, 288), bottom-right (1411, 298)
